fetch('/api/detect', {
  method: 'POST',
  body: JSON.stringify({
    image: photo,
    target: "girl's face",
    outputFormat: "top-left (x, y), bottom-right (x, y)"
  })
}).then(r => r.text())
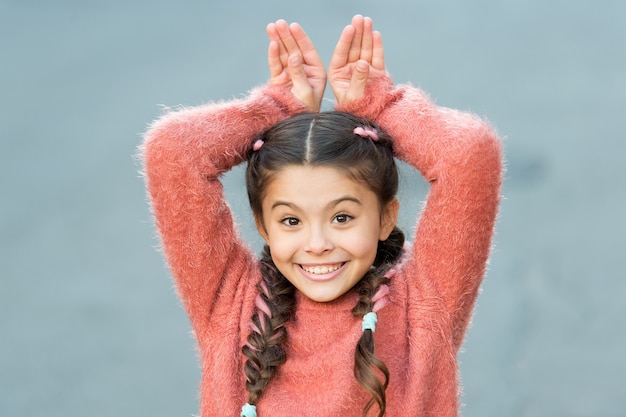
top-left (255, 165), bottom-right (399, 303)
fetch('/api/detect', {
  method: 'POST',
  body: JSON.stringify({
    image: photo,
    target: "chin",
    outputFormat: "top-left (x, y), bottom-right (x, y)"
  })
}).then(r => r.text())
top-left (307, 295), bottom-right (336, 303)
top-left (301, 289), bottom-right (347, 303)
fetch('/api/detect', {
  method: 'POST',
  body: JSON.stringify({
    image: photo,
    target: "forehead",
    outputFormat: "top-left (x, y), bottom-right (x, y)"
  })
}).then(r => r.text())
top-left (262, 165), bottom-right (379, 210)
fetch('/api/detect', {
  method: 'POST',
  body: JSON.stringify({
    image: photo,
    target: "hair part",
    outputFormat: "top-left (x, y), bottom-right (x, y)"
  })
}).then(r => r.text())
top-left (242, 111), bottom-right (405, 416)
top-left (246, 111), bottom-right (398, 216)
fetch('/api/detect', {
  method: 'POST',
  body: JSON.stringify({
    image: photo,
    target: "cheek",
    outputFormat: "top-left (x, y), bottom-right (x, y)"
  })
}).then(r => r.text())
top-left (265, 230), bottom-right (298, 259)
top-left (344, 229), bottom-right (380, 258)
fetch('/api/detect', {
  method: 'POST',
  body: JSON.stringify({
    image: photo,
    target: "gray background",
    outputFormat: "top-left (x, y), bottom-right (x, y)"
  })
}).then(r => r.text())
top-left (2, 1), bottom-right (624, 416)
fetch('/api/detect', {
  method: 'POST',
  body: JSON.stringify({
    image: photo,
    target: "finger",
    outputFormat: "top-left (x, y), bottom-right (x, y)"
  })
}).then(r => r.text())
top-left (348, 15), bottom-right (364, 62)
top-left (267, 40), bottom-right (283, 79)
top-left (371, 31), bottom-right (385, 70)
top-left (345, 59), bottom-right (370, 102)
top-left (267, 22), bottom-right (288, 66)
top-left (287, 52), bottom-right (314, 107)
top-left (275, 19), bottom-right (300, 56)
top-left (328, 24), bottom-right (355, 70)
top-left (266, 22), bottom-right (278, 41)
top-left (289, 22), bottom-right (323, 67)
top-left (360, 16), bottom-right (374, 62)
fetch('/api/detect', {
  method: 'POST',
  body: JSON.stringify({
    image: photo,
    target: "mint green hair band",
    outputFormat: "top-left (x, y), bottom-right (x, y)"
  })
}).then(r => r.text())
top-left (241, 403), bottom-right (257, 417)
top-left (362, 311), bottom-right (378, 332)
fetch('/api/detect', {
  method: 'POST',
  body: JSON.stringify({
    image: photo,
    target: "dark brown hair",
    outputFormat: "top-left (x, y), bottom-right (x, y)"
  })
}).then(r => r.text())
top-left (242, 111), bottom-right (405, 416)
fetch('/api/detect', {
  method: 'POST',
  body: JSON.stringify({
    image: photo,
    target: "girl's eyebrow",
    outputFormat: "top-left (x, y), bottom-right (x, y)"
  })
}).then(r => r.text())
top-left (329, 196), bottom-right (362, 207)
top-left (271, 200), bottom-right (296, 210)
top-left (270, 196), bottom-right (362, 211)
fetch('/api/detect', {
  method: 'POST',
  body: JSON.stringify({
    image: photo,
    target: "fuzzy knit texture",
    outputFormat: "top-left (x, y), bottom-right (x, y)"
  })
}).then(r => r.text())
top-left (141, 76), bottom-right (502, 417)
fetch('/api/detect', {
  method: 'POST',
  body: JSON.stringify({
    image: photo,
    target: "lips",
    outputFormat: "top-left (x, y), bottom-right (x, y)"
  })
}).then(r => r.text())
top-left (301, 264), bottom-right (342, 275)
top-left (298, 262), bottom-right (347, 281)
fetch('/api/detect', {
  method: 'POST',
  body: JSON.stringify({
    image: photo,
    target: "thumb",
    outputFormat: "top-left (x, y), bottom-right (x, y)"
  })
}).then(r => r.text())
top-left (287, 52), bottom-right (308, 85)
top-left (345, 59), bottom-right (370, 103)
top-left (287, 52), bottom-right (315, 110)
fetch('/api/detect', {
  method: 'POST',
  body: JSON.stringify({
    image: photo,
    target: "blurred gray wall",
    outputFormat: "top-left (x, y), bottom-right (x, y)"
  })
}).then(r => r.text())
top-left (1, 1), bottom-right (625, 416)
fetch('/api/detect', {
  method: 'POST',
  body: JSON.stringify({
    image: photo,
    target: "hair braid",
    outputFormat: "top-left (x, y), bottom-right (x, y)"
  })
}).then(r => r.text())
top-left (352, 227), bottom-right (405, 417)
top-left (242, 245), bottom-right (296, 406)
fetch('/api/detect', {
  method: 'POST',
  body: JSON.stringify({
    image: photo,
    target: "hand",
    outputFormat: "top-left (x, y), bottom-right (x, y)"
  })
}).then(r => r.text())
top-left (328, 15), bottom-right (386, 107)
top-left (267, 20), bottom-right (327, 112)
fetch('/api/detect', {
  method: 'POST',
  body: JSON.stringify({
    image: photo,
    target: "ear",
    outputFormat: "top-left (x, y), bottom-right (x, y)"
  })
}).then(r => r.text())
top-left (254, 213), bottom-right (269, 243)
top-left (379, 198), bottom-right (400, 241)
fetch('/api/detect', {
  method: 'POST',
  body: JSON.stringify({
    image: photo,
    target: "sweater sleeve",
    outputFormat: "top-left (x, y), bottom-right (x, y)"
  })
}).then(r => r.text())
top-left (337, 76), bottom-right (503, 350)
top-left (141, 84), bottom-right (305, 334)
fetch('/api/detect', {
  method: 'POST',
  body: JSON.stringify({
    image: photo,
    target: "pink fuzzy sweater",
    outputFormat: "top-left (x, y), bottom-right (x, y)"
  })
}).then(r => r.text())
top-left (142, 76), bottom-right (502, 416)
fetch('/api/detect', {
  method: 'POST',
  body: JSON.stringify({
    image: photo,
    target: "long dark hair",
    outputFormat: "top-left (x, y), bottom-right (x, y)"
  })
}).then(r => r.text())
top-left (242, 111), bottom-right (405, 416)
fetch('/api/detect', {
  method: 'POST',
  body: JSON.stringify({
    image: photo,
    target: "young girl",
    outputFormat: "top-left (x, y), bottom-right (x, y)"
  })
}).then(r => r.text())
top-left (141, 15), bottom-right (502, 417)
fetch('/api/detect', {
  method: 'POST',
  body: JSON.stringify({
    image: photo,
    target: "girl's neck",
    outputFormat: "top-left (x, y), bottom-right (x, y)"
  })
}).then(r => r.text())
top-left (294, 287), bottom-right (359, 312)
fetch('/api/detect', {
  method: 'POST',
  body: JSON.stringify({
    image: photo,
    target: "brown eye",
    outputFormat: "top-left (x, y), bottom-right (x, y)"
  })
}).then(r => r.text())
top-left (281, 217), bottom-right (300, 227)
top-left (333, 214), bottom-right (352, 224)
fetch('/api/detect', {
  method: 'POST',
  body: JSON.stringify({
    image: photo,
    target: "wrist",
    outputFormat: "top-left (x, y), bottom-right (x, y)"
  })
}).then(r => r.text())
top-left (335, 75), bottom-right (400, 121)
top-left (255, 83), bottom-right (308, 116)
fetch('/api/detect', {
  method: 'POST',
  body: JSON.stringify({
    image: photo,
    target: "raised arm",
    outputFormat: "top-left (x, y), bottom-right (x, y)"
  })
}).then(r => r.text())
top-left (332, 17), bottom-right (502, 350)
top-left (389, 85), bottom-right (501, 350)
top-left (141, 84), bottom-right (305, 330)
top-left (141, 20), bottom-right (325, 331)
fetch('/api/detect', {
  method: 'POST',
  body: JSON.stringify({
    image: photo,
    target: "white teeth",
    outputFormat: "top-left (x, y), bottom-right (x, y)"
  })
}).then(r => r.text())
top-left (303, 264), bottom-right (341, 275)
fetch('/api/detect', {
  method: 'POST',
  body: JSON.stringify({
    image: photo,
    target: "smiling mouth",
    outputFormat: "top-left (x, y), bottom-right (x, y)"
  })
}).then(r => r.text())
top-left (300, 263), bottom-right (345, 275)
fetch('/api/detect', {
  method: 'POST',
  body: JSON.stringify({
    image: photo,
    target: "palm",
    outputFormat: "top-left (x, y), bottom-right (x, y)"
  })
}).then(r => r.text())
top-left (328, 65), bottom-right (353, 97)
top-left (328, 15), bottom-right (386, 107)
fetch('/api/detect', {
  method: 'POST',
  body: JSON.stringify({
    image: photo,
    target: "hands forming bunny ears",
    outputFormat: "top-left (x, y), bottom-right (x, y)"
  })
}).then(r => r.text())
top-left (266, 15), bottom-right (386, 112)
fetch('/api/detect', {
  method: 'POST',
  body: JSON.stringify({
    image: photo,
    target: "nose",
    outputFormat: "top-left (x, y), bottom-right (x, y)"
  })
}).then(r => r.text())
top-left (304, 224), bottom-right (334, 255)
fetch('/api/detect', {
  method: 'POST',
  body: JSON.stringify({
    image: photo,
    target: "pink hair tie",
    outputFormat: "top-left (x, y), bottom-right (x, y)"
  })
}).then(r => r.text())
top-left (353, 126), bottom-right (379, 141)
top-left (372, 284), bottom-right (390, 313)
top-left (252, 139), bottom-right (264, 151)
